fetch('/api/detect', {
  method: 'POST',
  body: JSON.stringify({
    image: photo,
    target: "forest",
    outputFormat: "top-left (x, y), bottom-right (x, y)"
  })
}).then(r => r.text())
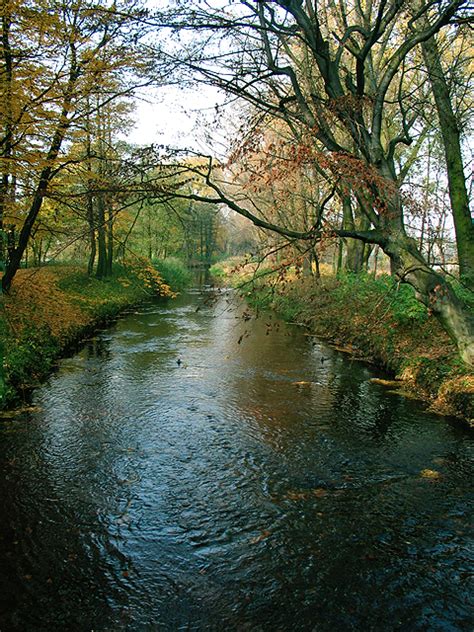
top-left (0, 2), bottom-right (473, 630)
top-left (0, 0), bottom-right (472, 393)
top-left (0, 0), bottom-right (473, 412)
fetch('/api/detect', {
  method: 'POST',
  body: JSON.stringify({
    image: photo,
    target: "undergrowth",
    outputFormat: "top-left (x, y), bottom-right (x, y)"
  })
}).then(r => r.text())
top-left (216, 265), bottom-right (473, 423)
top-left (1, 259), bottom-right (174, 410)
top-left (152, 257), bottom-right (192, 291)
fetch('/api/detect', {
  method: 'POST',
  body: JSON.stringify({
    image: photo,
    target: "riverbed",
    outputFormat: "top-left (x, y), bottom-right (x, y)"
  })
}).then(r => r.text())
top-left (0, 288), bottom-right (472, 630)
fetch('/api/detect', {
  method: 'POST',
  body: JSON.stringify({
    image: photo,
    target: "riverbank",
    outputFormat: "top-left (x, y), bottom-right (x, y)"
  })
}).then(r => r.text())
top-left (0, 260), bottom-right (175, 411)
top-left (2, 280), bottom-right (472, 631)
top-left (212, 261), bottom-right (473, 425)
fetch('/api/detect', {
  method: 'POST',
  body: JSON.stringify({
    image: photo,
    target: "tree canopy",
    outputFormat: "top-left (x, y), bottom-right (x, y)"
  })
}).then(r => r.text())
top-left (0, 0), bottom-right (472, 364)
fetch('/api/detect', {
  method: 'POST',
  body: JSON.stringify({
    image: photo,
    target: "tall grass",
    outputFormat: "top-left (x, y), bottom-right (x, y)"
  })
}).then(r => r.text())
top-left (153, 258), bottom-right (192, 291)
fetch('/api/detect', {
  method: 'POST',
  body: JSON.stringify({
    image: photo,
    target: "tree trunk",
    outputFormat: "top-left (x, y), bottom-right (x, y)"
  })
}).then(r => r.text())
top-left (85, 103), bottom-right (96, 276)
top-left (106, 205), bottom-right (113, 276)
top-left (335, 238), bottom-right (343, 274)
top-left (0, 10), bottom-right (13, 277)
top-left (343, 197), bottom-right (370, 273)
top-left (302, 251), bottom-right (312, 277)
top-left (372, 245), bottom-right (380, 276)
top-left (95, 193), bottom-right (107, 279)
top-left (87, 196), bottom-right (96, 276)
top-left (421, 34), bottom-right (474, 288)
top-left (385, 230), bottom-right (474, 366)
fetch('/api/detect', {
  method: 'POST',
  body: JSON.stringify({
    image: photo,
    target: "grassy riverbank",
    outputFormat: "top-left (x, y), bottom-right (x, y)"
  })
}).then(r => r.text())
top-left (212, 260), bottom-right (473, 424)
top-left (0, 259), bottom-right (179, 411)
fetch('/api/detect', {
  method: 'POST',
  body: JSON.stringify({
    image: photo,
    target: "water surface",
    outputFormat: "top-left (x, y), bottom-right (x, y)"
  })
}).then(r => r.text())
top-left (0, 288), bottom-right (472, 630)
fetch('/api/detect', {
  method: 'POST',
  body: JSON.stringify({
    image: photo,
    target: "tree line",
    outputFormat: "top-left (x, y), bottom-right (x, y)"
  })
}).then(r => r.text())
top-left (1, 0), bottom-right (473, 364)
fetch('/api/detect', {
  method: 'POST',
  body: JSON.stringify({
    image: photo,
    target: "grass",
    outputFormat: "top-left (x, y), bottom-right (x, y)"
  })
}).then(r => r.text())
top-left (213, 261), bottom-right (473, 424)
top-left (152, 257), bottom-right (192, 291)
top-left (0, 259), bottom-right (174, 410)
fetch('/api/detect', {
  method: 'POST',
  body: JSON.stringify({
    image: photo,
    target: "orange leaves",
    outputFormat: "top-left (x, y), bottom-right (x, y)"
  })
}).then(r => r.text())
top-left (4, 267), bottom-right (89, 340)
top-left (326, 94), bottom-right (374, 119)
top-left (227, 118), bottom-right (398, 229)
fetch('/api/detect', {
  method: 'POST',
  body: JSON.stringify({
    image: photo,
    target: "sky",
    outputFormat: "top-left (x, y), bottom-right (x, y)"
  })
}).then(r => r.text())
top-left (123, 0), bottom-right (233, 153)
top-left (125, 84), bottom-right (226, 153)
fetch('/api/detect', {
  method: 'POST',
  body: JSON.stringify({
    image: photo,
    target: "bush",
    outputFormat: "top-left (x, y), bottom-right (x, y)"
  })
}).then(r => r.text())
top-left (209, 262), bottom-right (226, 279)
top-left (331, 272), bottom-right (428, 326)
top-left (3, 324), bottom-right (61, 394)
top-left (451, 279), bottom-right (474, 309)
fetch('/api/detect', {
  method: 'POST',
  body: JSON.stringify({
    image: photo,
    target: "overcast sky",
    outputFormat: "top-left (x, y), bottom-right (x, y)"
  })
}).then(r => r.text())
top-left (126, 82), bottom-right (226, 152)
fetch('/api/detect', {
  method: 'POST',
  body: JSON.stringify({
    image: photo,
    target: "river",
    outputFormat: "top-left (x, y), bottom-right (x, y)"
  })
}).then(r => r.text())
top-left (0, 288), bottom-right (472, 631)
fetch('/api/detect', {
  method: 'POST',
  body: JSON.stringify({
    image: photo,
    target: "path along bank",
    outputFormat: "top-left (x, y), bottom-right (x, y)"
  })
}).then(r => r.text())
top-left (0, 260), bottom-right (176, 411)
top-left (211, 263), bottom-right (473, 425)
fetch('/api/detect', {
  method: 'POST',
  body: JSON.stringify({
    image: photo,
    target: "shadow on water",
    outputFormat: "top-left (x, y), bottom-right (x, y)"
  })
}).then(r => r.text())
top-left (0, 288), bottom-right (472, 631)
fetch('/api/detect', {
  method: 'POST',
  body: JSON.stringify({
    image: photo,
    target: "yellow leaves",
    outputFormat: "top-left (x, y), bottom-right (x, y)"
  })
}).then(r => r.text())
top-left (4, 267), bottom-right (89, 339)
top-left (117, 277), bottom-right (131, 288)
top-left (420, 469), bottom-right (441, 480)
top-left (122, 257), bottom-right (176, 298)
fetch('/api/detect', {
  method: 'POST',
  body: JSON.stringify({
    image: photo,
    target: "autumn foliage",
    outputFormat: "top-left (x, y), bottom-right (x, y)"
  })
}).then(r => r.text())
top-left (1, 260), bottom-right (172, 407)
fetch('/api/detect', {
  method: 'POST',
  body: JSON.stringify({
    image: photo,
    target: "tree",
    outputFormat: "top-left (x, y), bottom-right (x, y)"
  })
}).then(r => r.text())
top-left (0, 0), bottom-right (149, 292)
top-left (420, 27), bottom-right (474, 288)
top-left (154, 0), bottom-right (473, 365)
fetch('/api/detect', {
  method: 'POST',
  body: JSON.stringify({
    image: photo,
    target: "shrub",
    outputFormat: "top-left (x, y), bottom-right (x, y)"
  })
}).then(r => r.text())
top-left (209, 262), bottom-right (226, 279)
top-left (123, 257), bottom-right (174, 297)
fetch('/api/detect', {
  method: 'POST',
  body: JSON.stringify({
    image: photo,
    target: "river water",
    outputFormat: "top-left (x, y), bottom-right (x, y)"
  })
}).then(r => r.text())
top-left (0, 288), bottom-right (472, 631)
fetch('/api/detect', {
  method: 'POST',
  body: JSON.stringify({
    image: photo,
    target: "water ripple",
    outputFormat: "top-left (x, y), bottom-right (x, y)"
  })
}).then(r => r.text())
top-left (0, 290), bottom-right (472, 631)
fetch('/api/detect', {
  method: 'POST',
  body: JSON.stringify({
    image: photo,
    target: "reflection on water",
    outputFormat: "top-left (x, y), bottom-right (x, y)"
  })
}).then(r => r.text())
top-left (0, 288), bottom-right (472, 631)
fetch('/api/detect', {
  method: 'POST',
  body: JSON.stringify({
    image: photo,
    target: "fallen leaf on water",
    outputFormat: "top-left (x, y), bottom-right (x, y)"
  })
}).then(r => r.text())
top-left (284, 490), bottom-right (309, 500)
top-left (420, 469), bottom-right (441, 479)
top-left (250, 530), bottom-right (271, 544)
top-left (312, 488), bottom-right (328, 498)
top-left (284, 488), bottom-right (329, 501)
top-left (369, 378), bottom-right (402, 388)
